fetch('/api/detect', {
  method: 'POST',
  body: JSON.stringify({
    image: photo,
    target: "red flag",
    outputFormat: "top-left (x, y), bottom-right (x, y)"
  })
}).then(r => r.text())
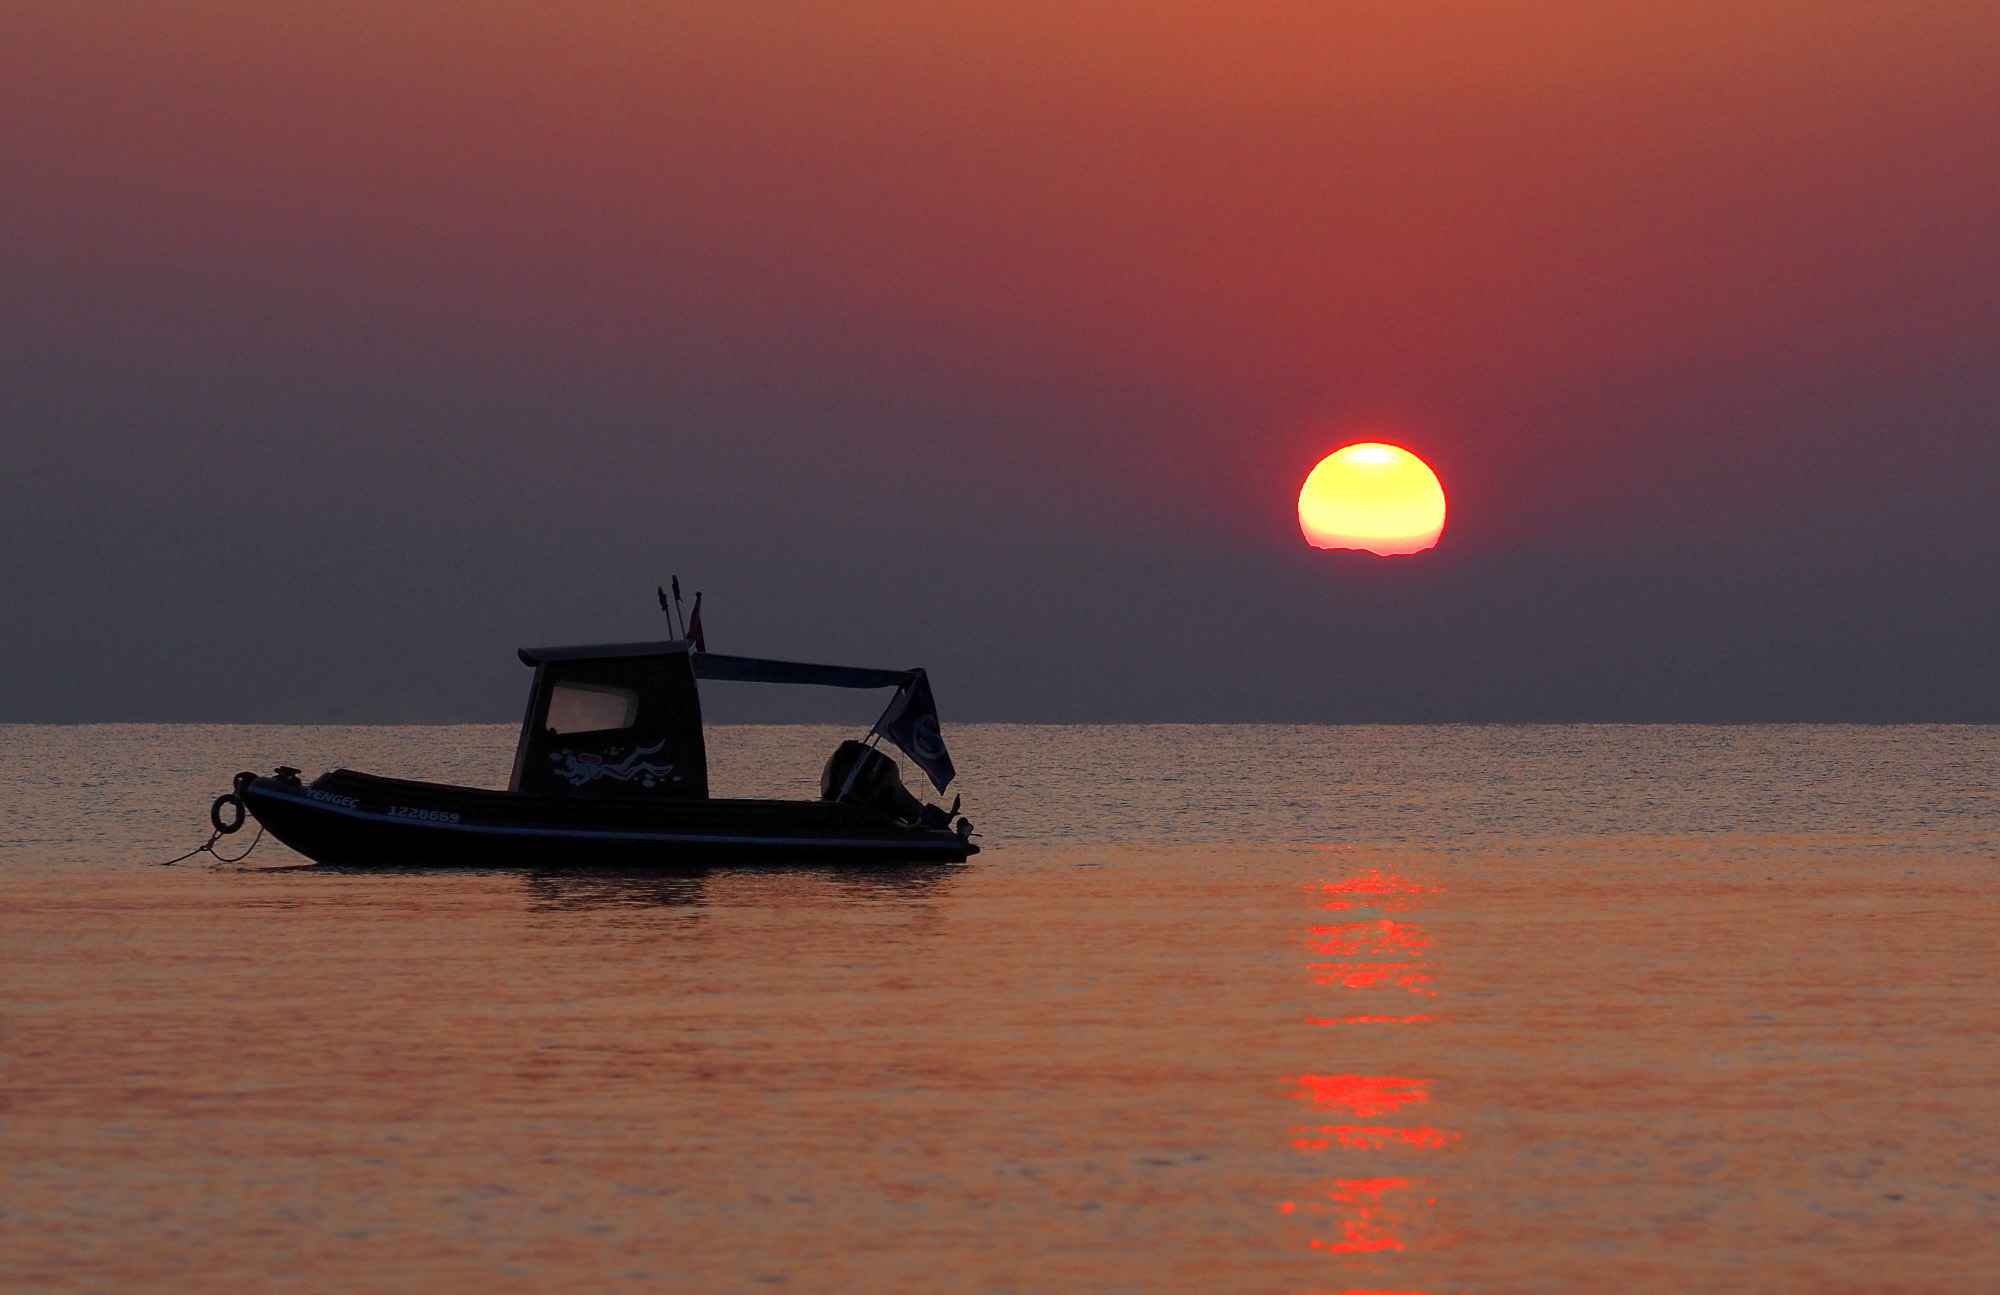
top-left (687, 592), bottom-right (706, 652)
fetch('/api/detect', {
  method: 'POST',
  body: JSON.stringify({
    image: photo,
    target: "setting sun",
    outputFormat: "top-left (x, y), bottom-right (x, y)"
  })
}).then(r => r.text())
top-left (1298, 443), bottom-right (1447, 556)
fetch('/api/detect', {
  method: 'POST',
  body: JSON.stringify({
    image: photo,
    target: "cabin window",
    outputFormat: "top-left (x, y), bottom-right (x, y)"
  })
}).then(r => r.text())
top-left (545, 682), bottom-right (639, 735)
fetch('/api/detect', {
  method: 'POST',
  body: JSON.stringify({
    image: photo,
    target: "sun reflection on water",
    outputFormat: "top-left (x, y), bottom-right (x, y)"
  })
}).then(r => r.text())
top-left (1289, 1074), bottom-right (1429, 1117)
top-left (1292, 1127), bottom-right (1457, 1152)
top-left (1286, 868), bottom-right (1452, 1288)
top-left (1307, 920), bottom-right (1429, 955)
top-left (1306, 917), bottom-right (1437, 992)
top-left (1314, 873), bottom-right (1443, 912)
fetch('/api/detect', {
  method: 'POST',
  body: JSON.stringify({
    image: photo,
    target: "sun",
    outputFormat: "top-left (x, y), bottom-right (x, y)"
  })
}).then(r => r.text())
top-left (1298, 443), bottom-right (1446, 555)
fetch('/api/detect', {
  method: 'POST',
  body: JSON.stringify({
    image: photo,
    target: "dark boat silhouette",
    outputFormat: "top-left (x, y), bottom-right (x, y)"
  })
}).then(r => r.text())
top-left (229, 637), bottom-right (977, 867)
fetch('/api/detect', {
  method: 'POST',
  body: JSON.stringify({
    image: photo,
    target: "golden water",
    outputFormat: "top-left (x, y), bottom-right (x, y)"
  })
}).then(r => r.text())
top-left (4, 724), bottom-right (1997, 1292)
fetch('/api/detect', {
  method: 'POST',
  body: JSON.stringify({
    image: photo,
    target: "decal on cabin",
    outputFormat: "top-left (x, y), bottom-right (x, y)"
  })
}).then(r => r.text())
top-left (549, 740), bottom-right (679, 789)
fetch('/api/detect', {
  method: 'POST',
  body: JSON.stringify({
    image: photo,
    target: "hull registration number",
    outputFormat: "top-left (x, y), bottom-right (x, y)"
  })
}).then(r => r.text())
top-left (388, 806), bottom-right (462, 824)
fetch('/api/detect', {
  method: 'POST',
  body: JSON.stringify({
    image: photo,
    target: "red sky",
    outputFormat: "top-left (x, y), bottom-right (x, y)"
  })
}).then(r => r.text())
top-left (2, 2), bottom-right (1997, 718)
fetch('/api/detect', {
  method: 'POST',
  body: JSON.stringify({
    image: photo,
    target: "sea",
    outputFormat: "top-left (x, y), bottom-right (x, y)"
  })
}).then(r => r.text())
top-left (4, 723), bottom-right (1997, 1294)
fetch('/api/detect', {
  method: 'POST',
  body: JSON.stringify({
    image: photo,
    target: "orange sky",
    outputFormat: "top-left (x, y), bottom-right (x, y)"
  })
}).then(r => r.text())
top-left (14, 4), bottom-right (1994, 373)
top-left (2, 2), bottom-right (1997, 718)
top-left (8, 5), bottom-right (1995, 534)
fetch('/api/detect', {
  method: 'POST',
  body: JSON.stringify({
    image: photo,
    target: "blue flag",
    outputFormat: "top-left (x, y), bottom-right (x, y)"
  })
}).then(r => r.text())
top-left (878, 671), bottom-right (956, 793)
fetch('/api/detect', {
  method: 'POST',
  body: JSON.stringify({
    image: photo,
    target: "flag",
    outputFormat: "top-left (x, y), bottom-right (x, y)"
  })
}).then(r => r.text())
top-left (878, 670), bottom-right (955, 793)
top-left (686, 591), bottom-right (706, 652)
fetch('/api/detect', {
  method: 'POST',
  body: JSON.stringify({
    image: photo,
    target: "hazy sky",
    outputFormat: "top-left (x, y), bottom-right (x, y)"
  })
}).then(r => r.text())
top-left (4, 2), bottom-right (1997, 722)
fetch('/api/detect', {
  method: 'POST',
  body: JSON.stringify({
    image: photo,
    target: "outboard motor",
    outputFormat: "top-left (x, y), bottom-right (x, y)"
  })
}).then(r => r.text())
top-left (821, 740), bottom-right (926, 823)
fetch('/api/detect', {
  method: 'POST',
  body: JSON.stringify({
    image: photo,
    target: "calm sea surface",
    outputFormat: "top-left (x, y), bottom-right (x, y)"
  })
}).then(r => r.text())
top-left (4, 724), bottom-right (1998, 1294)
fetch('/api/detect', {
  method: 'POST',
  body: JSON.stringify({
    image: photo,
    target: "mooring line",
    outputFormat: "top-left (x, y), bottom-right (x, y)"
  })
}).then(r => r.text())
top-left (156, 825), bottom-right (267, 867)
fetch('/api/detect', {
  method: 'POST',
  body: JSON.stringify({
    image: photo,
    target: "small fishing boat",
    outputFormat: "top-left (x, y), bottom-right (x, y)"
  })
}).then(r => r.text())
top-left (221, 613), bottom-right (978, 867)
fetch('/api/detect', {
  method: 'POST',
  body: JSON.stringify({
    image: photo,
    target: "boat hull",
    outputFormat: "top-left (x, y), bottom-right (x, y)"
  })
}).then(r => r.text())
top-left (240, 770), bottom-right (978, 868)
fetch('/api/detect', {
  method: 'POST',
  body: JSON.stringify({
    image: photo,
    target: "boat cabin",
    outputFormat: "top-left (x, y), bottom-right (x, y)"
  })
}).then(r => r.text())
top-left (509, 640), bottom-right (956, 803)
top-left (510, 640), bottom-right (710, 798)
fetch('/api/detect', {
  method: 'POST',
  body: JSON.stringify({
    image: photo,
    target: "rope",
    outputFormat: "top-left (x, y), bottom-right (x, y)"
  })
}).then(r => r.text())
top-left (157, 823), bottom-right (266, 867)
top-left (211, 824), bottom-right (266, 865)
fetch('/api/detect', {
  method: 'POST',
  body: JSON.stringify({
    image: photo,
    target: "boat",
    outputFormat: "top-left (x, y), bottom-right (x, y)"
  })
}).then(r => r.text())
top-left (223, 627), bottom-right (978, 867)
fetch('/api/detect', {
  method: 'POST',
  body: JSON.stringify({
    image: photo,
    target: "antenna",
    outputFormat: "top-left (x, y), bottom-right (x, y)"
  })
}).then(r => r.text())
top-left (657, 583), bottom-right (685, 639)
